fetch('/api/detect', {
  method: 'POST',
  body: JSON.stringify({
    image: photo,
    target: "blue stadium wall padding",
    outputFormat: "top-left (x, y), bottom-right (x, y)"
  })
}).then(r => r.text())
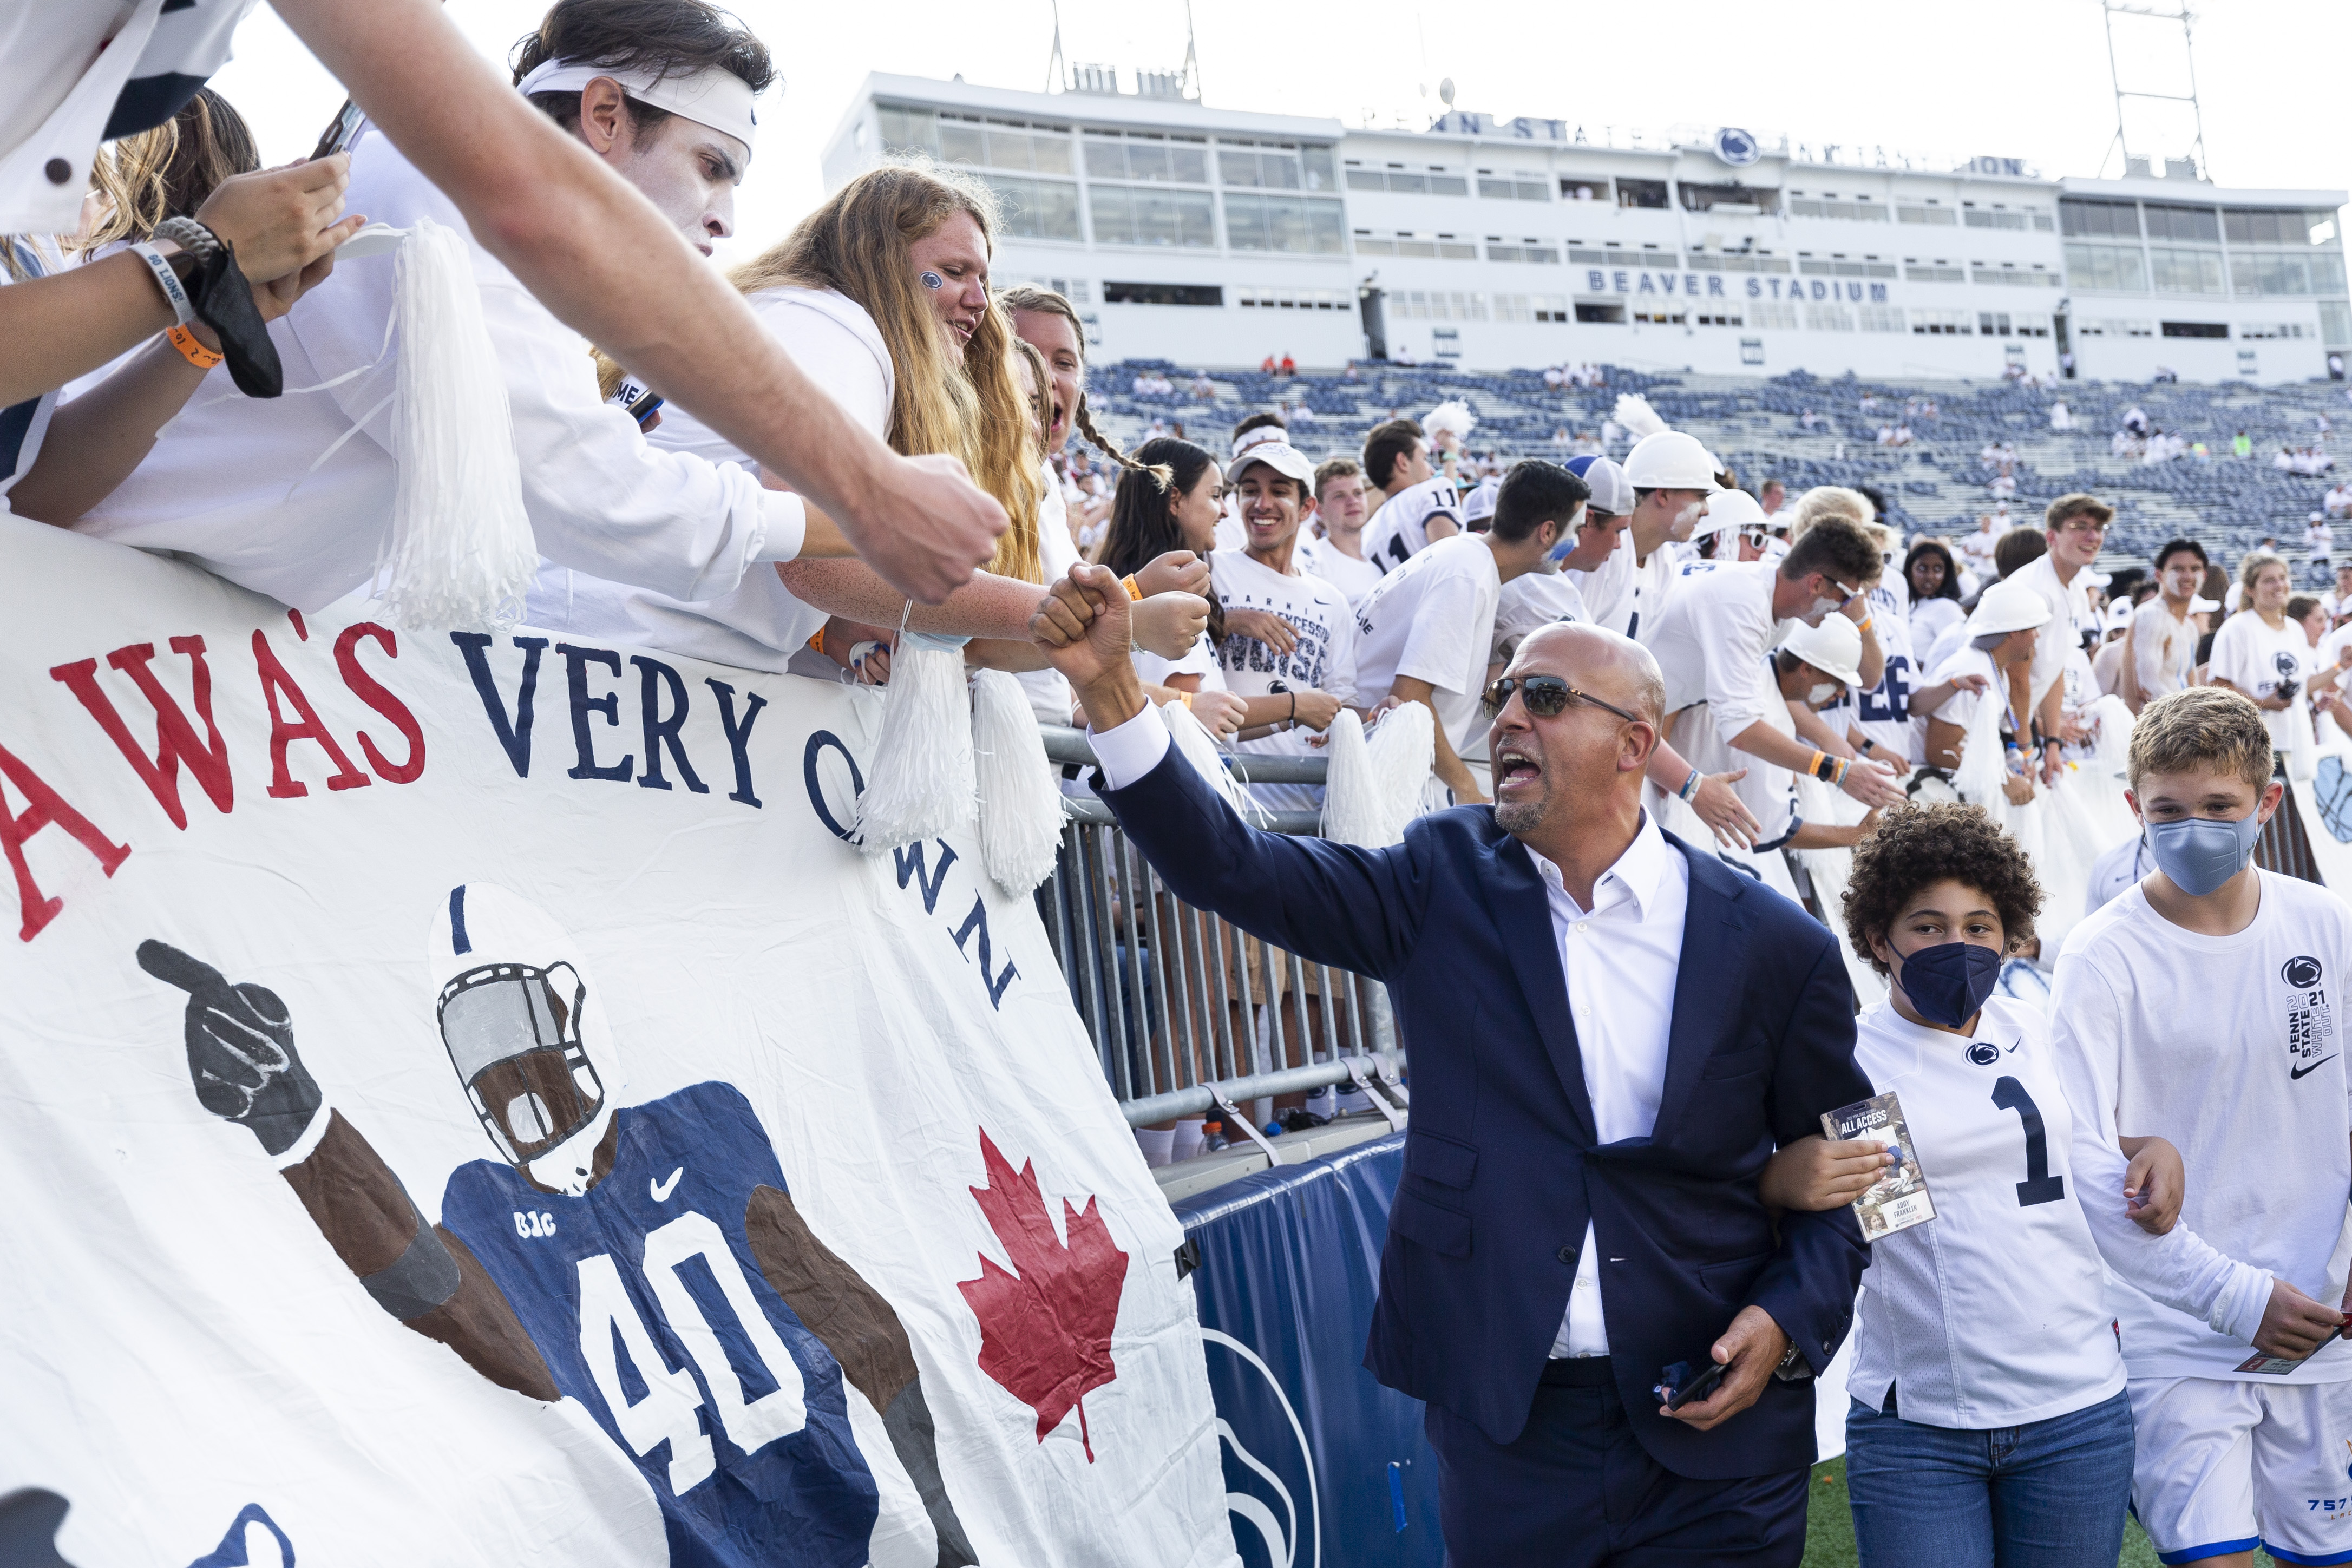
top-left (1173, 1132), bottom-right (1444, 1568)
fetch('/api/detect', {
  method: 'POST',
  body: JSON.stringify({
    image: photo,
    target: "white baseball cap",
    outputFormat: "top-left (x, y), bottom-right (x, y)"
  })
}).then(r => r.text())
top-left (1565, 455), bottom-right (1635, 516)
top-left (1969, 581), bottom-right (2054, 635)
top-left (1225, 442), bottom-right (1318, 489)
top-left (1777, 613), bottom-right (1864, 687)
top-left (1231, 423), bottom-right (1288, 459)
top-left (1462, 478), bottom-right (1502, 526)
top-left (1623, 430), bottom-right (1726, 493)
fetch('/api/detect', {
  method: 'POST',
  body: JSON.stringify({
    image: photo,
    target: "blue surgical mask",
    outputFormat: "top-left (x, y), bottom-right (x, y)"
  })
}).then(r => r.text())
top-left (1895, 940), bottom-right (2002, 1028)
top-left (2145, 810), bottom-right (2264, 896)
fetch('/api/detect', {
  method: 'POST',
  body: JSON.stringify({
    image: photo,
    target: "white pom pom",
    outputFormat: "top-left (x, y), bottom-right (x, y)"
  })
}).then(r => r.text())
top-left (1319, 710), bottom-right (1381, 845)
top-left (1611, 392), bottom-right (1669, 441)
top-left (1162, 699), bottom-right (1270, 826)
top-left (1322, 705), bottom-right (1438, 846)
top-left (372, 218), bottom-right (538, 632)
top-left (1422, 398), bottom-right (1477, 442)
top-left (854, 637), bottom-right (975, 856)
top-left (1370, 700), bottom-right (1438, 838)
top-left (972, 669), bottom-right (1064, 895)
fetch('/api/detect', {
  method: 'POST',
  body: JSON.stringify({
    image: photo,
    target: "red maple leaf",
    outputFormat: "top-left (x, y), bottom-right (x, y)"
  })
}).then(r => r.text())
top-left (957, 1128), bottom-right (1129, 1462)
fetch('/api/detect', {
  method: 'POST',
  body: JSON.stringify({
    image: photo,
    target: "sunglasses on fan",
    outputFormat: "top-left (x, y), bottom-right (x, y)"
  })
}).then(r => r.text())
top-left (1480, 676), bottom-right (1645, 725)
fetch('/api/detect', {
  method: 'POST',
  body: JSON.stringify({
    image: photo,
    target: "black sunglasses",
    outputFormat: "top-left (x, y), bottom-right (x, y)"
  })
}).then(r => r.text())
top-left (1480, 675), bottom-right (1646, 726)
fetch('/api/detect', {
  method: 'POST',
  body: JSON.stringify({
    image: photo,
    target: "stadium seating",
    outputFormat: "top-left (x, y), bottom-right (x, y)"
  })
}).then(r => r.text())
top-left (1086, 359), bottom-right (2352, 570)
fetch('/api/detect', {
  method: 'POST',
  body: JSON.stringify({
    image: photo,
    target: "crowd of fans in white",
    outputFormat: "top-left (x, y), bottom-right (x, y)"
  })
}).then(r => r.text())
top-left (10, 1), bottom-right (2352, 1563)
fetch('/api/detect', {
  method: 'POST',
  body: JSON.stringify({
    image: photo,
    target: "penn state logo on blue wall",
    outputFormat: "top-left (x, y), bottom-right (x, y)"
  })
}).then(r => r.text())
top-left (1199, 1330), bottom-right (1320, 1568)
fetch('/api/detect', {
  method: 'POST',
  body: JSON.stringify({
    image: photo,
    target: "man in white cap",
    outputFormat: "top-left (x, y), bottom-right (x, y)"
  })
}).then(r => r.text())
top-left (77, 0), bottom-right (847, 624)
top-left (1210, 441), bottom-right (1358, 812)
top-left (1617, 429), bottom-right (1722, 644)
top-left (1649, 513), bottom-right (1907, 815)
top-left (1745, 616), bottom-right (1893, 852)
top-left (1561, 454), bottom-right (1639, 630)
top-left (1915, 581), bottom-right (2048, 797)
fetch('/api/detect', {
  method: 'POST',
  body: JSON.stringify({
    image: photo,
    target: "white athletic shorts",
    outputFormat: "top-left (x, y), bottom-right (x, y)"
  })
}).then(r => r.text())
top-left (2128, 1375), bottom-right (2352, 1566)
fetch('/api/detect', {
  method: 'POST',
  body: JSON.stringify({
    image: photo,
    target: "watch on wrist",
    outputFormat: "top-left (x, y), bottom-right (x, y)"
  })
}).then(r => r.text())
top-left (1772, 1340), bottom-right (1812, 1382)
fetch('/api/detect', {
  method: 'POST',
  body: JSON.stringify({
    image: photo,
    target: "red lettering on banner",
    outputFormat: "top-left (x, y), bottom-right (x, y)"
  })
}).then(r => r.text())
top-left (251, 630), bottom-right (370, 800)
top-left (49, 637), bottom-right (235, 830)
top-left (0, 739), bottom-right (131, 942)
top-left (334, 624), bottom-right (426, 784)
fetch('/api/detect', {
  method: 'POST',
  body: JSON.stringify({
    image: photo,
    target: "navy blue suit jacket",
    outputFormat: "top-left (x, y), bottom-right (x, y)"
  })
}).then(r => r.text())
top-left (1101, 746), bottom-right (1872, 1480)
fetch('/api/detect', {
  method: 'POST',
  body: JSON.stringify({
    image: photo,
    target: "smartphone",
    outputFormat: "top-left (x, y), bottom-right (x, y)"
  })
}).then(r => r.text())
top-left (1660, 1359), bottom-right (1729, 1412)
top-left (310, 99), bottom-right (365, 162)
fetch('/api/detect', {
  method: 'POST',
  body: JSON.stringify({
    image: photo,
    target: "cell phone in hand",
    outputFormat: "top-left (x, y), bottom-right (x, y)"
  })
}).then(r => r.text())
top-left (1656, 1357), bottom-right (1728, 1411)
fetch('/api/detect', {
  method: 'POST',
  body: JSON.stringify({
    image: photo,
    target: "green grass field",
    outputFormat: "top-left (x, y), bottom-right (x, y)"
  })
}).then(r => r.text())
top-left (1804, 1458), bottom-right (2276, 1566)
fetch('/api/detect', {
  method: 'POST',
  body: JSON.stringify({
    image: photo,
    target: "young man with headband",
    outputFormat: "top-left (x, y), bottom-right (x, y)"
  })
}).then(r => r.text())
top-left (2053, 686), bottom-right (2352, 1568)
top-left (73, 0), bottom-right (855, 625)
top-left (0, 0), bottom-right (1003, 599)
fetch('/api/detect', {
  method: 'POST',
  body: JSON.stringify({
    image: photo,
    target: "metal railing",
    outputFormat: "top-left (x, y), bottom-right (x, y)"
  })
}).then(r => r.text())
top-left (1035, 727), bottom-right (1407, 1144)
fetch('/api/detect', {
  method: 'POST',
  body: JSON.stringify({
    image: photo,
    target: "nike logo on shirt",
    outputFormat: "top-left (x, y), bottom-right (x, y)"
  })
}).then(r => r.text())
top-left (2291, 1057), bottom-right (2337, 1081)
top-left (650, 1166), bottom-right (685, 1201)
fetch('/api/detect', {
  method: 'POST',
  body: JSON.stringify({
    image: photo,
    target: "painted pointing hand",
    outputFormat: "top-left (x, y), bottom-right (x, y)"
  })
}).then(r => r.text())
top-left (137, 940), bottom-right (322, 1157)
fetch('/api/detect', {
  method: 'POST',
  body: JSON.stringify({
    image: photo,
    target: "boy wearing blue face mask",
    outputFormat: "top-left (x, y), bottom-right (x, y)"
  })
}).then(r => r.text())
top-left (1765, 803), bottom-right (2230, 1568)
top-left (2051, 685), bottom-right (2352, 1568)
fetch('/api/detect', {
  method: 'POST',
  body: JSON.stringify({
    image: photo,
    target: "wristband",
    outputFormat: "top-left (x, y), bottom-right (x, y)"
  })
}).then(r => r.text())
top-left (127, 240), bottom-right (193, 325)
top-left (1830, 756), bottom-right (1851, 786)
top-left (1855, 615), bottom-right (1873, 634)
top-left (1177, 691), bottom-right (1194, 709)
top-left (1678, 767), bottom-right (1702, 803)
top-left (166, 324), bottom-right (224, 370)
top-left (153, 215), bottom-right (221, 265)
top-left (1123, 575), bottom-right (1143, 601)
top-left (1807, 749), bottom-right (1828, 783)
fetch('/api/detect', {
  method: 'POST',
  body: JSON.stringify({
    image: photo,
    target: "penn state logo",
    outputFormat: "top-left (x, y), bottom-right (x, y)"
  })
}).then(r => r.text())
top-left (2285, 956), bottom-right (2324, 989)
top-left (1968, 1042), bottom-right (2001, 1066)
top-left (1198, 1328), bottom-right (1322, 1568)
top-left (1713, 127), bottom-right (1762, 167)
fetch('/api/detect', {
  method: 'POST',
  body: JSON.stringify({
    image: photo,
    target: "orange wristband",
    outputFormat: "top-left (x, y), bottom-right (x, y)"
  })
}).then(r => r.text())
top-left (1177, 691), bottom-right (1194, 708)
top-left (167, 325), bottom-right (222, 370)
top-left (1123, 575), bottom-right (1143, 601)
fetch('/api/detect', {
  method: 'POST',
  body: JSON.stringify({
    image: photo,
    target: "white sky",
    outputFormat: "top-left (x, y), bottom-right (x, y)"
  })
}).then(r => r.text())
top-left (212, 0), bottom-right (2351, 265)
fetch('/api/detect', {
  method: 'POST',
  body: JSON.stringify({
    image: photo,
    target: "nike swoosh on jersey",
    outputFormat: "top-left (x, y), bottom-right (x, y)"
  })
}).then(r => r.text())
top-left (2291, 1056), bottom-right (2338, 1081)
top-left (650, 1166), bottom-right (685, 1201)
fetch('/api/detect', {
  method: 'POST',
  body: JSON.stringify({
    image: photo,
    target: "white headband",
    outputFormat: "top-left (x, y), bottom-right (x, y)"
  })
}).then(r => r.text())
top-left (514, 59), bottom-right (759, 154)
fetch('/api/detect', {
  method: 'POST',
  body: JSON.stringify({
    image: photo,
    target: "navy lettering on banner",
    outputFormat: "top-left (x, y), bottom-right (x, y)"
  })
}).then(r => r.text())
top-left (1870, 282), bottom-right (1889, 301)
top-left (709, 680), bottom-right (769, 808)
top-left (1810, 280), bottom-right (1828, 300)
top-left (949, 895), bottom-right (1019, 1009)
top-left (630, 656), bottom-right (708, 795)
top-left (450, 633), bottom-right (546, 778)
top-left (555, 645), bottom-right (633, 783)
top-left (894, 839), bottom-right (959, 915)
top-left (800, 729), bottom-right (862, 838)
top-left (1612, 270), bottom-right (1629, 292)
top-left (1708, 275), bottom-right (1725, 296)
top-left (1746, 277), bottom-right (1762, 298)
top-left (1587, 270), bottom-right (1606, 291)
top-left (1637, 273), bottom-right (1656, 294)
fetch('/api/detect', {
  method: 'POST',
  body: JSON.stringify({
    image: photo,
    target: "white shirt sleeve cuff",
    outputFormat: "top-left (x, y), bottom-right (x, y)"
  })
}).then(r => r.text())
top-left (751, 490), bottom-right (808, 563)
top-left (1089, 703), bottom-right (1172, 791)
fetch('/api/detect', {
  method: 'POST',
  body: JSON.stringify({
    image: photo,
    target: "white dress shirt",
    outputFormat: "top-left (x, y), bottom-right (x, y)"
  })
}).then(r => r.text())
top-left (1525, 815), bottom-right (1690, 1355)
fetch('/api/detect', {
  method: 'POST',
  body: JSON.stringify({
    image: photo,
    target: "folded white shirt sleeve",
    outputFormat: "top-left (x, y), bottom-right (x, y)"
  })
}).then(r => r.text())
top-left (1089, 702), bottom-right (1173, 791)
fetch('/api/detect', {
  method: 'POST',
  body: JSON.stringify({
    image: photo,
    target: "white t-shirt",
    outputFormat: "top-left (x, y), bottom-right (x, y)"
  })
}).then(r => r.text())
top-left (1914, 645), bottom-right (2001, 763)
top-left (1351, 533), bottom-right (1502, 758)
top-left (1908, 594), bottom-right (1966, 658)
top-left (1209, 548), bottom-right (1358, 812)
top-left (1845, 998), bottom-right (2126, 1429)
top-left (1296, 534), bottom-right (1382, 607)
top-left (2085, 834), bottom-right (2153, 915)
top-left (1492, 572), bottom-right (1590, 666)
top-left (1649, 560), bottom-right (1784, 749)
top-left (1570, 529), bottom-right (1636, 636)
top-left (1136, 632), bottom-right (1226, 693)
top-left (2130, 599), bottom-right (2199, 701)
top-left (527, 286), bottom-right (890, 672)
top-left (1668, 664), bottom-right (1799, 848)
top-left (1, 0), bottom-right (254, 233)
top-left (2014, 553), bottom-right (2095, 711)
top-left (75, 127), bottom-right (803, 615)
top-left (1362, 476), bottom-right (1462, 576)
top-left (2209, 611), bottom-right (2314, 760)
top-left (1623, 544), bottom-right (1680, 647)
top-left (2053, 876), bottom-right (2352, 1381)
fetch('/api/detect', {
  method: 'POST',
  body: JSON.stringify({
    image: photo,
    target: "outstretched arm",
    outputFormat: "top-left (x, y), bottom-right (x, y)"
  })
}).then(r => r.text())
top-left (1032, 565), bottom-right (1427, 979)
top-left (135, 940), bottom-right (554, 1400)
top-left (268, 0), bottom-right (1003, 603)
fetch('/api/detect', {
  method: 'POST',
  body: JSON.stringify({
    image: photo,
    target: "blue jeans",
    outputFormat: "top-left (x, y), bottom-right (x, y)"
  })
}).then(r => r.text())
top-left (1846, 1388), bottom-right (2136, 1568)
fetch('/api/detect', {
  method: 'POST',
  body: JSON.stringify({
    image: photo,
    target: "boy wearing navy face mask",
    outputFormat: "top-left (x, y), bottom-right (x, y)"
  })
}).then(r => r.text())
top-left (1764, 804), bottom-right (2226, 1568)
top-left (2050, 685), bottom-right (2352, 1568)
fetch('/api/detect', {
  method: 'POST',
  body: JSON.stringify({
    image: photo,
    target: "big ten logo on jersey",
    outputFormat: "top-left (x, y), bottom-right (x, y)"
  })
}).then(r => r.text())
top-left (1859, 654), bottom-right (1912, 723)
top-left (576, 1211), bottom-right (809, 1493)
top-left (2283, 955), bottom-right (2336, 1079)
top-left (514, 1209), bottom-right (558, 1238)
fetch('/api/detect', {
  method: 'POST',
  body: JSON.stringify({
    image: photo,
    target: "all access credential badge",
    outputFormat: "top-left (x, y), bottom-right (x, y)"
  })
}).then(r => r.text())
top-left (1823, 1090), bottom-right (1935, 1241)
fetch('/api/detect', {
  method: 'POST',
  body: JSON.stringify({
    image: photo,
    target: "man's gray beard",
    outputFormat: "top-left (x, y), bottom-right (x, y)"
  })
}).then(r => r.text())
top-left (1493, 797), bottom-right (1543, 834)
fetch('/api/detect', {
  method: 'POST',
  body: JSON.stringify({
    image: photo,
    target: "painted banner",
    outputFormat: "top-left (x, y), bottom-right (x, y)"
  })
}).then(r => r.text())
top-left (0, 520), bottom-right (1239, 1568)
